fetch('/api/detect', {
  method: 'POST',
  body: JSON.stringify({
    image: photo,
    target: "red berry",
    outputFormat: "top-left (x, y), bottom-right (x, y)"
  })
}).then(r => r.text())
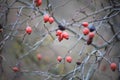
top-left (66, 56), bottom-right (72, 63)
top-left (26, 26), bottom-right (32, 34)
top-left (82, 22), bottom-right (89, 27)
top-left (48, 17), bottom-right (54, 24)
top-left (58, 35), bottom-right (63, 42)
top-left (87, 38), bottom-right (93, 45)
top-left (12, 67), bottom-right (19, 72)
top-left (0, 29), bottom-right (3, 33)
top-left (76, 61), bottom-right (81, 65)
top-left (37, 54), bottom-right (42, 60)
top-left (57, 56), bottom-right (62, 62)
top-left (110, 63), bottom-right (117, 71)
top-left (43, 14), bottom-right (49, 23)
top-left (62, 32), bottom-right (69, 40)
top-left (35, 0), bottom-right (42, 7)
top-left (83, 28), bottom-right (90, 35)
top-left (88, 32), bottom-right (95, 39)
top-left (56, 30), bottom-right (63, 36)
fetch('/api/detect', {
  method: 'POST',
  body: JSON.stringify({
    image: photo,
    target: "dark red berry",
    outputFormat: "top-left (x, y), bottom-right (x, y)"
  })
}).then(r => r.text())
top-left (87, 38), bottom-right (93, 45)
top-left (76, 61), bottom-right (81, 65)
top-left (0, 24), bottom-right (3, 32)
top-left (58, 25), bottom-right (66, 31)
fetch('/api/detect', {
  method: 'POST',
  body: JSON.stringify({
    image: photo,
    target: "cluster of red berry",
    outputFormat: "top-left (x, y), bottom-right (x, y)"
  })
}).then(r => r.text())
top-left (82, 22), bottom-right (95, 45)
top-left (24, 0), bottom-right (43, 35)
top-left (12, 54), bottom-right (42, 72)
top-left (36, 54), bottom-right (73, 63)
top-left (56, 30), bottom-right (69, 42)
top-left (57, 56), bottom-right (72, 63)
top-left (25, 14), bottom-right (54, 35)
top-left (11, 0), bottom-right (118, 74)
top-left (43, 14), bottom-right (54, 24)
top-left (12, 54), bottom-right (117, 72)
top-left (12, 55), bottom-right (72, 72)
